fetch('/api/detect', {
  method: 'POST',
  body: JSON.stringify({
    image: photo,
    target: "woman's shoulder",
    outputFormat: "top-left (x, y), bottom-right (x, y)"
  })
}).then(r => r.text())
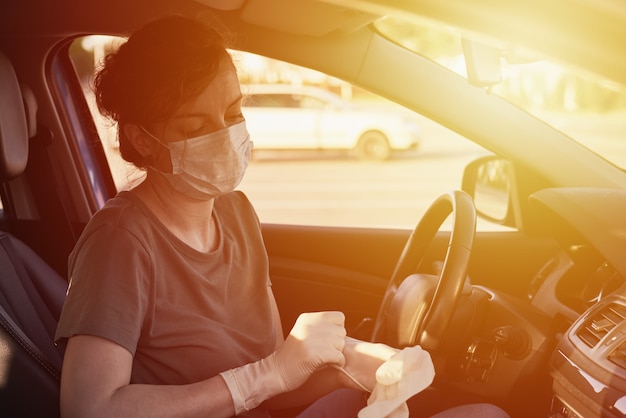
top-left (78, 191), bottom-right (154, 242)
top-left (89, 191), bottom-right (143, 223)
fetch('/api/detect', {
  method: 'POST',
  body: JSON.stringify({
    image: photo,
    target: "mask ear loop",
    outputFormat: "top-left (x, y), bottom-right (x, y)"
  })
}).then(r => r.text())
top-left (140, 126), bottom-right (180, 171)
top-left (140, 126), bottom-right (170, 149)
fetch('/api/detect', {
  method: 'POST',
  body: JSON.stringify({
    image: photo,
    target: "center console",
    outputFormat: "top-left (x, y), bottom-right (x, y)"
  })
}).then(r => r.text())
top-left (550, 297), bottom-right (626, 417)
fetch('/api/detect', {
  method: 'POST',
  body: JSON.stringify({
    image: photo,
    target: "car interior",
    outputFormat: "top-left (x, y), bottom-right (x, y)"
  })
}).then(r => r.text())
top-left (1, 0), bottom-right (626, 417)
top-left (0, 49), bottom-right (67, 416)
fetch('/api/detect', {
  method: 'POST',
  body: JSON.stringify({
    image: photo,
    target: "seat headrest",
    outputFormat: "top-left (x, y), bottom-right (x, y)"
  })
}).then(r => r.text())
top-left (0, 51), bottom-right (29, 181)
top-left (20, 83), bottom-right (38, 139)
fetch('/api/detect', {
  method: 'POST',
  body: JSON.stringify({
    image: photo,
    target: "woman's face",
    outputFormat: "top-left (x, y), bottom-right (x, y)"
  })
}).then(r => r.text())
top-left (148, 58), bottom-right (245, 168)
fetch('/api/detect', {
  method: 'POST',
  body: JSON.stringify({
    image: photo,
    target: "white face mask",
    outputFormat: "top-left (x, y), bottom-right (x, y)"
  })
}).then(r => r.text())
top-left (143, 121), bottom-right (253, 200)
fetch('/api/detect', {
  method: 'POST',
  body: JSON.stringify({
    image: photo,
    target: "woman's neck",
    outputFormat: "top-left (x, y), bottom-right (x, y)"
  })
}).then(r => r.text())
top-left (131, 174), bottom-right (218, 253)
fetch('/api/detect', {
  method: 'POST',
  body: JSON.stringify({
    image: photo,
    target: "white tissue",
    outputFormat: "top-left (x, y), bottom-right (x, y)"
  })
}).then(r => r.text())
top-left (358, 345), bottom-right (435, 418)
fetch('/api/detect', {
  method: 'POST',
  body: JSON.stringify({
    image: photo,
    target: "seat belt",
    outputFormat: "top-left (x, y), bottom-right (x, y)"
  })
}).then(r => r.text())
top-left (0, 301), bottom-right (60, 380)
top-left (0, 232), bottom-right (63, 372)
top-left (0, 232), bottom-right (62, 418)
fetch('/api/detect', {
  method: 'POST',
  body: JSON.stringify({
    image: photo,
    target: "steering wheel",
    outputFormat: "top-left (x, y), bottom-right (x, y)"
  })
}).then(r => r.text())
top-left (371, 190), bottom-right (476, 351)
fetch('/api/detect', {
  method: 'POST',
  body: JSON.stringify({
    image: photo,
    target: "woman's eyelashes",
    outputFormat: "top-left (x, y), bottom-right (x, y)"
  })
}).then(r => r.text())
top-left (174, 112), bottom-right (243, 139)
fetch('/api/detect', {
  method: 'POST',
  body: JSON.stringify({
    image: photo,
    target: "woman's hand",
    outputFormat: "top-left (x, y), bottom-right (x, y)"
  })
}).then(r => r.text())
top-left (273, 311), bottom-right (347, 391)
top-left (336, 337), bottom-right (399, 392)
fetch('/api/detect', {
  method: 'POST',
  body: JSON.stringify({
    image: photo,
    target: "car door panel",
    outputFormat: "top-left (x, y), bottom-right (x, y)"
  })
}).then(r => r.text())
top-left (262, 223), bottom-right (558, 337)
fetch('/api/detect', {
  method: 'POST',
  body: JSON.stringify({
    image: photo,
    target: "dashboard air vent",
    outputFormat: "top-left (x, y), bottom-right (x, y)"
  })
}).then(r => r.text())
top-left (609, 341), bottom-right (626, 369)
top-left (576, 303), bottom-right (626, 348)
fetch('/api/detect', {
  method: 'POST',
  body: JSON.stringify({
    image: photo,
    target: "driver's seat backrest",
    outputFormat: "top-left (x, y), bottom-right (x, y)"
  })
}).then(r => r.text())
top-left (0, 50), bottom-right (66, 418)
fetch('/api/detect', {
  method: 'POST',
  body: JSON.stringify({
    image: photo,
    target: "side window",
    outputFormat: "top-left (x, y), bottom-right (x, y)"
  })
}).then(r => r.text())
top-left (70, 36), bottom-right (145, 192)
top-left (299, 95), bottom-right (326, 109)
top-left (70, 37), bottom-right (493, 230)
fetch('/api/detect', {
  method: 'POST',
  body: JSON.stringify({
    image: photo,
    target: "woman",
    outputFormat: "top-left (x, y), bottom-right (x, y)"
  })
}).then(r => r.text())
top-left (55, 15), bottom-right (508, 418)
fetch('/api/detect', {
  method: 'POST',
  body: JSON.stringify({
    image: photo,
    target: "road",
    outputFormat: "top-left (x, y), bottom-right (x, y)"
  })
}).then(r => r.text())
top-left (240, 122), bottom-right (487, 228)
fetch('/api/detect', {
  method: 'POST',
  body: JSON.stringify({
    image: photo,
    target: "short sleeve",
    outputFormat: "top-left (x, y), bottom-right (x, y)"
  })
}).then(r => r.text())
top-left (55, 223), bottom-right (152, 355)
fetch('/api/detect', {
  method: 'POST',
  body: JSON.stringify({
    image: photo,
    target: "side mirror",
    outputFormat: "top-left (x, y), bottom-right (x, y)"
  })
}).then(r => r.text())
top-left (462, 156), bottom-right (517, 228)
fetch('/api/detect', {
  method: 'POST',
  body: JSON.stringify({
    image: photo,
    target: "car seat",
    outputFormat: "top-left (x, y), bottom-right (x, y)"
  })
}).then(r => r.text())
top-left (0, 50), bottom-right (66, 418)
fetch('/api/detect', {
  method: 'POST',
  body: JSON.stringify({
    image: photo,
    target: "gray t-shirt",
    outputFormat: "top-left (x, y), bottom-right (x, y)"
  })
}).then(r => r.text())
top-left (55, 190), bottom-right (276, 391)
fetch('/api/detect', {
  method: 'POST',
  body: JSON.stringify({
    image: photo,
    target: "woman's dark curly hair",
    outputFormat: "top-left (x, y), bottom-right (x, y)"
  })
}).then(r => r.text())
top-left (94, 15), bottom-right (232, 168)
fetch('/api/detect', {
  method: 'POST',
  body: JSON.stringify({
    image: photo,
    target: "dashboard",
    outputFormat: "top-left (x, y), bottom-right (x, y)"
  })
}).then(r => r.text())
top-left (422, 187), bottom-right (626, 416)
top-left (527, 248), bottom-right (626, 416)
top-left (550, 295), bottom-right (626, 418)
top-left (527, 188), bottom-right (626, 417)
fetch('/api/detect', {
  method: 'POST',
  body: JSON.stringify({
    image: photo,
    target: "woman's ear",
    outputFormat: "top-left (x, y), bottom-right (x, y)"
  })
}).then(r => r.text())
top-left (123, 123), bottom-right (156, 158)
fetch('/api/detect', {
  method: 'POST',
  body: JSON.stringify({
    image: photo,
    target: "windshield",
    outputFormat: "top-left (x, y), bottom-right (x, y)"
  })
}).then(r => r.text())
top-left (375, 16), bottom-right (626, 169)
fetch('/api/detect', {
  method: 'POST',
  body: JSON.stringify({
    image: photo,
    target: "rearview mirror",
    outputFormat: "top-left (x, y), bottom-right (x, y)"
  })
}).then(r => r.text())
top-left (462, 38), bottom-right (502, 87)
top-left (462, 156), bottom-right (515, 226)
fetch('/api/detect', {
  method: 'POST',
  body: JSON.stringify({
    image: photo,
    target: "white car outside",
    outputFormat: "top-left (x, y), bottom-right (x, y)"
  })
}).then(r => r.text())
top-left (242, 84), bottom-right (421, 160)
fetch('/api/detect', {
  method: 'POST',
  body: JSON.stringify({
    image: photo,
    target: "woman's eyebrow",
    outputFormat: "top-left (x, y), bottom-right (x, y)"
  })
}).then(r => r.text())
top-left (169, 94), bottom-right (244, 121)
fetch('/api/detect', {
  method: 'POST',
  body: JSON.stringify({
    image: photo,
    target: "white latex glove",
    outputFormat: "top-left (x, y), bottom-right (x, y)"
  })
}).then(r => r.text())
top-left (221, 311), bottom-right (347, 415)
top-left (274, 311), bottom-right (347, 390)
top-left (337, 337), bottom-right (399, 392)
top-left (358, 345), bottom-right (435, 418)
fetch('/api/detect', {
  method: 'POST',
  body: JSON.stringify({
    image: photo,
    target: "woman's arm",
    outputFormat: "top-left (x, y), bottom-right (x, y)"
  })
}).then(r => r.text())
top-left (263, 335), bottom-right (400, 412)
top-left (61, 294), bottom-right (348, 418)
top-left (60, 335), bottom-right (237, 418)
